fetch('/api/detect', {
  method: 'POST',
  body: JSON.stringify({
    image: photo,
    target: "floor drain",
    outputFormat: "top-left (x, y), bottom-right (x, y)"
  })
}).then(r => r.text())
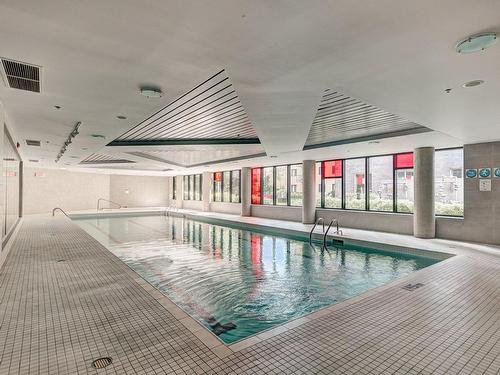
top-left (91, 357), bottom-right (112, 369)
top-left (402, 283), bottom-right (424, 291)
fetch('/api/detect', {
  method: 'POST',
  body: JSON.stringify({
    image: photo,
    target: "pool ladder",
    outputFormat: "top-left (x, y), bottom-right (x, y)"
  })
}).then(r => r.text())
top-left (97, 198), bottom-right (123, 211)
top-left (310, 217), bottom-right (343, 250)
top-left (52, 207), bottom-right (69, 217)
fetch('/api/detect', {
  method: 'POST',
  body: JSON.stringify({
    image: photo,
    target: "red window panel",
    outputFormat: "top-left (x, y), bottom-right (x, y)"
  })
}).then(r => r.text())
top-left (251, 168), bottom-right (262, 204)
top-left (214, 172), bottom-right (222, 182)
top-left (394, 153), bottom-right (414, 169)
top-left (323, 160), bottom-right (342, 178)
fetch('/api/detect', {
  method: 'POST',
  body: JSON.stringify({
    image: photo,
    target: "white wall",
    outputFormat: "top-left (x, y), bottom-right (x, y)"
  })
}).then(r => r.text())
top-left (109, 175), bottom-right (169, 208)
top-left (24, 168), bottom-right (110, 214)
top-left (251, 205), bottom-right (302, 222)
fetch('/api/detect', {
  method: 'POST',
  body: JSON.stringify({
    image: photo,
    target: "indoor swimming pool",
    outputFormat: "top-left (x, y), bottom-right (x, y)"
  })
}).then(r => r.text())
top-left (74, 214), bottom-right (441, 344)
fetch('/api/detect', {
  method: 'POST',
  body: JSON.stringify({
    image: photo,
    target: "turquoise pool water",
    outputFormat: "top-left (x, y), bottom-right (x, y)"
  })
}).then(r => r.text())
top-left (74, 214), bottom-right (440, 344)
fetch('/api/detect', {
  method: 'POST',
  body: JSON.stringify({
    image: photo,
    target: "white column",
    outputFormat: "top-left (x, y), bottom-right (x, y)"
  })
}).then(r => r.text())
top-left (202, 172), bottom-right (211, 212)
top-left (241, 167), bottom-right (251, 216)
top-left (413, 147), bottom-right (435, 238)
top-left (302, 160), bottom-right (316, 224)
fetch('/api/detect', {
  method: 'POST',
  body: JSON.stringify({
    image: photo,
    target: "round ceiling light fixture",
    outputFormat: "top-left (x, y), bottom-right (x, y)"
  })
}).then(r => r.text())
top-left (463, 80), bottom-right (484, 88)
top-left (90, 134), bottom-right (106, 139)
top-left (456, 32), bottom-right (497, 53)
top-left (116, 115), bottom-right (127, 120)
top-left (140, 87), bottom-right (163, 98)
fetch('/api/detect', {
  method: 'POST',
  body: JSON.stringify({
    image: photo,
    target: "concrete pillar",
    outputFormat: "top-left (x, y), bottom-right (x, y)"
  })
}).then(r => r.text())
top-left (241, 167), bottom-right (251, 216)
top-left (413, 147), bottom-right (435, 238)
top-left (302, 160), bottom-right (316, 224)
top-left (202, 172), bottom-right (211, 212)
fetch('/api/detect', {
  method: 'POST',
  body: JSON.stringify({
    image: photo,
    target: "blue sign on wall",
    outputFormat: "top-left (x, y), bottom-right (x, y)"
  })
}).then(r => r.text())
top-left (479, 168), bottom-right (491, 178)
top-left (465, 169), bottom-right (477, 178)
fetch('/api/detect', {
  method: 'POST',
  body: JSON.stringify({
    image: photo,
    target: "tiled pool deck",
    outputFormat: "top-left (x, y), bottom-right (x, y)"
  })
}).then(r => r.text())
top-left (1, 210), bottom-right (499, 374)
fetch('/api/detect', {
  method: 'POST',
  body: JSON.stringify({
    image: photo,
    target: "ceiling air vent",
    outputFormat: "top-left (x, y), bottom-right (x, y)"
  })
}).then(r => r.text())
top-left (1, 58), bottom-right (41, 93)
top-left (25, 139), bottom-right (41, 146)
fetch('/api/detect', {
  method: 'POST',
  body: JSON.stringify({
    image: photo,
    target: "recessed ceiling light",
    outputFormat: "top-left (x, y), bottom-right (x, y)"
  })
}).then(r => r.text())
top-left (270, 155), bottom-right (278, 158)
top-left (463, 80), bottom-right (484, 88)
top-left (81, 147), bottom-right (88, 150)
top-left (54, 105), bottom-right (61, 109)
top-left (444, 88), bottom-right (452, 94)
top-left (71, 156), bottom-right (79, 159)
top-left (456, 32), bottom-right (497, 54)
top-left (140, 87), bottom-right (163, 98)
top-left (368, 140), bottom-right (380, 144)
top-left (90, 134), bottom-right (106, 139)
top-left (116, 115), bottom-right (127, 120)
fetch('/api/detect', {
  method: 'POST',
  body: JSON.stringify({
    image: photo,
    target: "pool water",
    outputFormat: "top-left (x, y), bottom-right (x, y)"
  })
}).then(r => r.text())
top-left (74, 214), bottom-right (440, 344)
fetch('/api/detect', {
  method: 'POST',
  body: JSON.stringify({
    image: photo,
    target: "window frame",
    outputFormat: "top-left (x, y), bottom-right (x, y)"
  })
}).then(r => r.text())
top-left (212, 170), bottom-right (242, 203)
top-left (182, 174), bottom-right (202, 201)
top-left (434, 147), bottom-right (464, 218)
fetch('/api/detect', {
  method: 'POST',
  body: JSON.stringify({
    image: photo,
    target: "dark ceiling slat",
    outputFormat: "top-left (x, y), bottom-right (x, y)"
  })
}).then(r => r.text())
top-left (123, 78), bottom-right (232, 139)
top-left (116, 69), bottom-right (226, 140)
top-left (138, 98), bottom-right (244, 140)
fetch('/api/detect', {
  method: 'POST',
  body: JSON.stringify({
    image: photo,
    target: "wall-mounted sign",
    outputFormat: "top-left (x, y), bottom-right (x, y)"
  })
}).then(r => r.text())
top-left (479, 179), bottom-right (492, 192)
top-left (465, 169), bottom-right (477, 178)
top-left (494, 168), bottom-right (500, 178)
top-left (479, 168), bottom-right (491, 178)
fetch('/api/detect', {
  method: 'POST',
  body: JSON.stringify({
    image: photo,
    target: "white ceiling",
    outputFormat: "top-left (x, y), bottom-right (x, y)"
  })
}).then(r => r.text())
top-left (0, 0), bottom-right (499, 175)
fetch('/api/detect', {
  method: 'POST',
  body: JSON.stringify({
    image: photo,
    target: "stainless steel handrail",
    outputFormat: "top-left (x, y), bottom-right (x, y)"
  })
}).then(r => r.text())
top-left (52, 207), bottom-right (69, 217)
top-left (323, 219), bottom-right (343, 250)
top-left (97, 198), bottom-right (123, 211)
top-left (309, 218), bottom-right (325, 243)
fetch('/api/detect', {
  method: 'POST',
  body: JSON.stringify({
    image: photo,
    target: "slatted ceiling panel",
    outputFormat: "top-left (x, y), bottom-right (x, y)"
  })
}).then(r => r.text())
top-left (305, 90), bottom-right (428, 146)
top-left (115, 69), bottom-right (257, 142)
top-left (1, 58), bottom-right (41, 93)
top-left (79, 153), bottom-right (135, 164)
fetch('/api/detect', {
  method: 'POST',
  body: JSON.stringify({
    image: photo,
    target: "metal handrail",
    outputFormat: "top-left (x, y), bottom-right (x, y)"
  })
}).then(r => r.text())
top-left (97, 198), bottom-right (123, 211)
top-left (309, 218), bottom-right (325, 243)
top-left (323, 219), bottom-right (343, 250)
top-left (52, 207), bottom-right (69, 217)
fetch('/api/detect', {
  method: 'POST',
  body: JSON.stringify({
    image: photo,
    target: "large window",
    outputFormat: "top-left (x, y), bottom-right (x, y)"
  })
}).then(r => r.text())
top-left (251, 164), bottom-right (302, 207)
top-left (212, 170), bottom-right (241, 203)
top-left (316, 162), bottom-right (322, 207)
top-left (183, 174), bottom-right (202, 201)
top-left (316, 151), bottom-right (417, 214)
top-left (394, 153), bottom-right (414, 213)
top-left (262, 167), bottom-right (274, 205)
top-left (345, 158), bottom-right (366, 210)
top-left (213, 172), bottom-right (222, 202)
top-left (368, 155), bottom-right (393, 212)
top-left (435, 148), bottom-right (463, 216)
top-left (231, 170), bottom-right (241, 203)
top-left (290, 164), bottom-right (303, 206)
top-left (251, 168), bottom-right (261, 204)
top-left (275, 166), bottom-right (288, 205)
top-left (323, 160), bottom-right (342, 209)
top-left (222, 171), bottom-right (231, 202)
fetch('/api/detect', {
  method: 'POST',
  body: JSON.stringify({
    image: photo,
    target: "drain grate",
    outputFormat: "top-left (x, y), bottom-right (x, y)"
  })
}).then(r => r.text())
top-left (402, 283), bottom-right (424, 291)
top-left (91, 357), bottom-right (112, 369)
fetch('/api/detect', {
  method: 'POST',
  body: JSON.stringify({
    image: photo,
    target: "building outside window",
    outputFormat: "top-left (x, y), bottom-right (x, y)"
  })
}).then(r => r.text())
top-left (212, 170), bottom-right (241, 203)
top-left (323, 160), bottom-right (342, 209)
top-left (275, 166), bottom-right (288, 205)
top-left (394, 153), bottom-right (414, 213)
top-left (182, 174), bottom-right (202, 201)
top-left (368, 155), bottom-right (393, 212)
top-left (290, 164), bottom-right (303, 206)
top-left (434, 148), bottom-right (463, 216)
top-left (262, 167), bottom-right (274, 205)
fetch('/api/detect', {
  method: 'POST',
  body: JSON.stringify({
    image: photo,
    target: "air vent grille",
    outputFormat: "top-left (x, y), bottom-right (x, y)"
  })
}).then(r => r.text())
top-left (25, 139), bottom-right (41, 146)
top-left (1, 58), bottom-right (41, 93)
